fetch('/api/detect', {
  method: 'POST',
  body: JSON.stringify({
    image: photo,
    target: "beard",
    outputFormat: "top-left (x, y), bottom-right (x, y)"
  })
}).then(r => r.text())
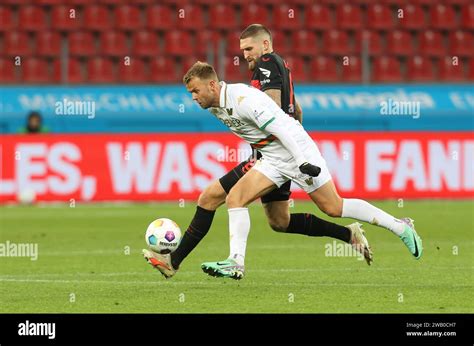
top-left (247, 60), bottom-right (256, 71)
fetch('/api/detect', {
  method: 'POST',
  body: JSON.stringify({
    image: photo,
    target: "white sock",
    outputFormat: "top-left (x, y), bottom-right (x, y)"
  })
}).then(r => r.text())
top-left (342, 198), bottom-right (405, 236)
top-left (228, 207), bottom-right (250, 266)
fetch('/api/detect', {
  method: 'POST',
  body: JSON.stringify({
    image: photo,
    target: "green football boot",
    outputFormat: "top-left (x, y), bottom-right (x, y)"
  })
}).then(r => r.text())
top-left (399, 218), bottom-right (423, 259)
top-left (201, 259), bottom-right (245, 280)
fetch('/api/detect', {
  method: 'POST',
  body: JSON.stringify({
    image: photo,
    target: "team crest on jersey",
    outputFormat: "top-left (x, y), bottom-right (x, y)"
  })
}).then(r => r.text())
top-left (237, 96), bottom-right (246, 105)
top-left (259, 68), bottom-right (271, 77)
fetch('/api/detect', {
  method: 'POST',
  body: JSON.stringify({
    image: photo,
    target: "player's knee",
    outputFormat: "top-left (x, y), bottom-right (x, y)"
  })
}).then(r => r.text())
top-left (197, 184), bottom-right (225, 210)
top-left (321, 203), bottom-right (342, 218)
top-left (267, 215), bottom-right (290, 233)
top-left (225, 191), bottom-right (242, 209)
top-left (269, 220), bottom-right (288, 233)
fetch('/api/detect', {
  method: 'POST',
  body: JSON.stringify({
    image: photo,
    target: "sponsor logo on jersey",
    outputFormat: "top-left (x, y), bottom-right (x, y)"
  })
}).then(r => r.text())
top-left (259, 68), bottom-right (271, 77)
top-left (260, 78), bottom-right (271, 86)
top-left (225, 108), bottom-right (233, 115)
top-left (219, 117), bottom-right (244, 128)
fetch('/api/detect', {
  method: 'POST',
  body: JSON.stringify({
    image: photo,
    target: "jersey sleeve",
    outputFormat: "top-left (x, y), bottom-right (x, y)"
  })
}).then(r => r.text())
top-left (240, 94), bottom-right (307, 167)
top-left (254, 56), bottom-right (282, 92)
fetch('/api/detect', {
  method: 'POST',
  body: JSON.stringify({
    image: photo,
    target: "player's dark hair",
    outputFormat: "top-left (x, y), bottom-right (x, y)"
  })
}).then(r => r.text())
top-left (239, 24), bottom-right (272, 42)
top-left (182, 61), bottom-right (218, 84)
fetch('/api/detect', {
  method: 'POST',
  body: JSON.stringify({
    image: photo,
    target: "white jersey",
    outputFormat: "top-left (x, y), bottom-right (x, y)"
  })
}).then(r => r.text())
top-left (209, 82), bottom-right (314, 165)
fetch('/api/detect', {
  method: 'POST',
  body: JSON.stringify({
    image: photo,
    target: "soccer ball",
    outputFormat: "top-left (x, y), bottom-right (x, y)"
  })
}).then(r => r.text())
top-left (145, 218), bottom-right (182, 254)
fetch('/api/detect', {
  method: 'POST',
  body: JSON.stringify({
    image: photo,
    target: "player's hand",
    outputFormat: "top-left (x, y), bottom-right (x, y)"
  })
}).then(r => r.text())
top-left (299, 162), bottom-right (321, 177)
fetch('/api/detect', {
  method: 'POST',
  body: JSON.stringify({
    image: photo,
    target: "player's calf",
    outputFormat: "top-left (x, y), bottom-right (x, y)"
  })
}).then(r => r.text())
top-left (197, 180), bottom-right (226, 210)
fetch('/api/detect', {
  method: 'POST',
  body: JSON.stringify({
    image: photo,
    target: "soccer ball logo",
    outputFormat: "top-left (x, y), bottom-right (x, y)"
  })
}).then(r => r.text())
top-left (145, 218), bottom-right (181, 254)
top-left (165, 230), bottom-right (175, 242)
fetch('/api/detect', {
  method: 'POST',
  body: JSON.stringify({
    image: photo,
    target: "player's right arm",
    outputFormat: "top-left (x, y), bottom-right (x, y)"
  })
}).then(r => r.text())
top-left (263, 89), bottom-right (303, 124)
top-left (294, 99), bottom-right (303, 124)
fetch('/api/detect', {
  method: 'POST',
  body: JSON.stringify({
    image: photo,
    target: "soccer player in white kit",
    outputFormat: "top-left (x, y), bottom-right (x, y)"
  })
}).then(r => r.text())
top-left (182, 62), bottom-right (423, 280)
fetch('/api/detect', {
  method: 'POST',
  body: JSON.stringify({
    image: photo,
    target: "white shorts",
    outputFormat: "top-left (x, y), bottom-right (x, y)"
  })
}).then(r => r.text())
top-left (252, 142), bottom-right (332, 194)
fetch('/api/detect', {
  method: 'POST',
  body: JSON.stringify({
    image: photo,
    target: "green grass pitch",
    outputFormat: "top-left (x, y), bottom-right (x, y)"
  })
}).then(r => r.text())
top-left (0, 200), bottom-right (472, 313)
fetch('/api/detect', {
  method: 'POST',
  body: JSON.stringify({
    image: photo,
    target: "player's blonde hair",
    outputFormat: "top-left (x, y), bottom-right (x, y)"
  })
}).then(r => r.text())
top-left (183, 61), bottom-right (219, 85)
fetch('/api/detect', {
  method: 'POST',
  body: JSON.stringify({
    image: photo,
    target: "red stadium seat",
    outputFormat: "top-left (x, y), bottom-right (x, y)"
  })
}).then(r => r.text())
top-left (68, 31), bottom-right (96, 56)
top-left (87, 57), bottom-right (116, 83)
top-left (83, 5), bottom-right (111, 31)
top-left (438, 56), bottom-right (465, 82)
top-left (194, 31), bottom-right (220, 58)
top-left (336, 4), bottom-right (363, 30)
top-left (2, 0), bottom-right (32, 4)
top-left (98, 0), bottom-right (129, 4)
top-left (0, 6), bottom-right (15, 32)
top-left (430, 4), bottom-right (457, 30)
top-left (175, 4), bottom-right (205, 30)
top-left (51, 5), bottom-right (81, 31)
top-left (225, 30), bottom-right (242, 57)
top-left (115, 5), bottom-right (142, 31)
top-left (310, 56), bottom-right (339, 82)
top-left (4, 31), bottom-right (32, 56)
top-left (224, 57), bottom-right (245, 82)
top-left (461, 4), bottom-right (474, 30)
top-left (118, 58), bottom-right (147, 83)
top-left (387, 30), bottom-right (414, 56)
top-left (164, 30), bottom-right (193, 56)
top-left (132, 31), bottom-right (160, 57)
top-left (18, 6), bottom-right (47, 32)
top-left (100, 31), bottom-right (128, 57)
top-left (354, 30), bottom-right (383, 56)
top-left (284, 57), bottom-right (308, 83)
top-left (418, 30), bottom-right (445, 57)
top-left (36, 0), bottom-right (64, 4)
top-left (397, 5), bottom-right (426, 30)
top-left (150, 57), bottom-right (179, 83)
top-left (273, 4), bottom-right (302, 30)
top-left (21, 58), bottom-right (50, 83)
top-left (305, 4), bottom-right (332, 30)
top-left (36, 31), bottom-right (62, 57)
top-left (241, 4), bottom-right (271, 28)
top-left (0, 58), bottom-right (18, 83)
top-left (449, 31), bottom-right (474, 57)
top-left (323, 30), bottom-right (350, 55)
top-left (182, 56), bottom-right (207, 76)
top-left (372, 56), bottom-right (403, 82)
top-left (146, 5), bottom-right (174, 30)
top-left (67, 0), bottom-right (98, 4)
top-left (53, 58), bottom-right (84, 84)
top-left (292, 30), bottom-right (318, 57)
top-left (272, 31), bottom-right (292, 56)
top-left (367, 4), bottom-right (394, 30)
top-left (209, 5), bottom-right (238, 30)
top-left (406, 56), bottom-right (435, 82)
top-left (341, 56), bottom-right (362, 82)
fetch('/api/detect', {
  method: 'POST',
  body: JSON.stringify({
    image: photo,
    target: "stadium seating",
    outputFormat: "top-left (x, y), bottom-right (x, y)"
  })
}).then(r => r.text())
top-left (0, 1), bottom-right (472, 83)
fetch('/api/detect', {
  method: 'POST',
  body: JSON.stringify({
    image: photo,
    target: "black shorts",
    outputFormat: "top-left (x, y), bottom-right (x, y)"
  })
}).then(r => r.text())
top-left (218, 152), bottom-right (291, 203)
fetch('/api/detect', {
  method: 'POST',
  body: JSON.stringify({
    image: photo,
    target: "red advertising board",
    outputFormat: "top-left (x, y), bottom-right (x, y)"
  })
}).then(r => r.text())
top-left (1, 132), bottom-right (473, 202)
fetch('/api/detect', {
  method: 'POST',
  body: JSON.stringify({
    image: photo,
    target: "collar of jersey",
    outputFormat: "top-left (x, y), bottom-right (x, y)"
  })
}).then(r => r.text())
top-left (218, 81), bottom-right (228, 108)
